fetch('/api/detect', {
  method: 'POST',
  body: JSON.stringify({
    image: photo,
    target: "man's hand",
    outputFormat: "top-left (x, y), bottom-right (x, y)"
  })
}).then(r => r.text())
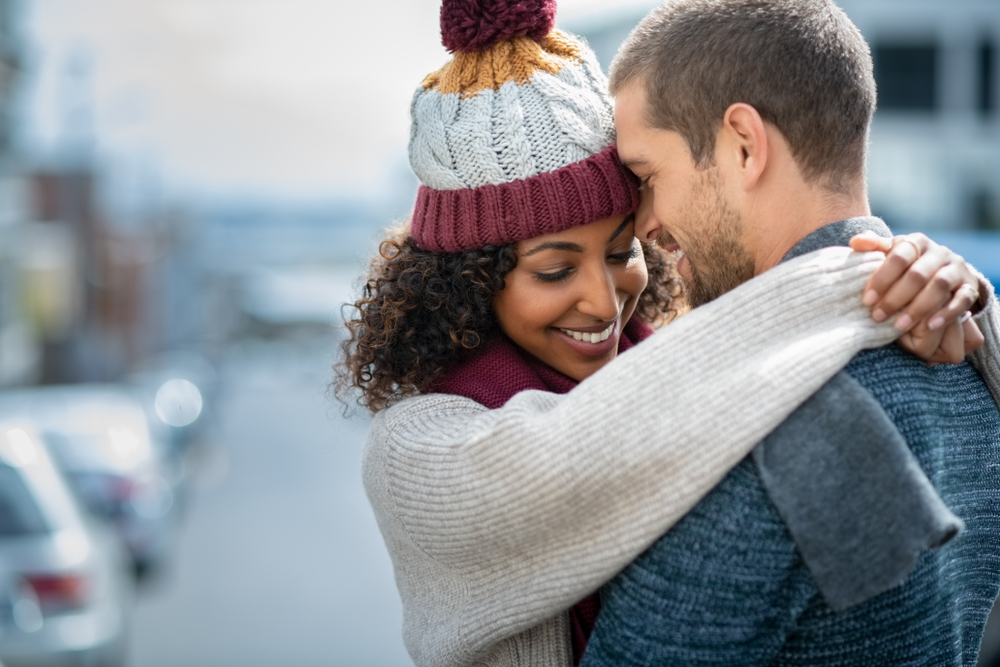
top-left (849, 232), bottom-right (985, 363)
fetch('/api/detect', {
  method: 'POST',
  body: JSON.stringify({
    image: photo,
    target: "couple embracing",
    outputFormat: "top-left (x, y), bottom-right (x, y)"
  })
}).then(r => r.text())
top-left (338, 0), bottom-right (1000, 665)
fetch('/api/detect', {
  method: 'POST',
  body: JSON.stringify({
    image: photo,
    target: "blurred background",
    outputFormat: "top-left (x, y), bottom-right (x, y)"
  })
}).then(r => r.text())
top-left (0, 0), bottom-right (997, 666)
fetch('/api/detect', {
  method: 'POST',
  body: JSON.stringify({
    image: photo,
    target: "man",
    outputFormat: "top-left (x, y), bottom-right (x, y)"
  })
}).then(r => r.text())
top-left (580, 1), bottom-right (1000, 665)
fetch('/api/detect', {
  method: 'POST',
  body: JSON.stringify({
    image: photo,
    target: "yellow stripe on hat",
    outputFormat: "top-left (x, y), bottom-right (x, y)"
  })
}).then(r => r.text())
top-left (421, 30), bottom-right (583, 97)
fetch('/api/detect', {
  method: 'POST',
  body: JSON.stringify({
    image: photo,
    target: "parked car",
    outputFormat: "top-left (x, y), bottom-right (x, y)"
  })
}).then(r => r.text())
top-left (0, 422), bottom-right (133, 667)
top-left (0, 386), bottom-right (184, 579)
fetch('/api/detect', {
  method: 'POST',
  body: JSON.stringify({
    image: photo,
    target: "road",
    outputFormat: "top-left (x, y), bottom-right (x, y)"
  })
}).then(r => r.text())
top-left (128, 338), bottom-right (412, 667)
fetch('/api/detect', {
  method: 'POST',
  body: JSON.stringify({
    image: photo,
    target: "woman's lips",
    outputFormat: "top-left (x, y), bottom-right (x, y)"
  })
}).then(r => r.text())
top-left (554, 320), bottom-right (620, 358)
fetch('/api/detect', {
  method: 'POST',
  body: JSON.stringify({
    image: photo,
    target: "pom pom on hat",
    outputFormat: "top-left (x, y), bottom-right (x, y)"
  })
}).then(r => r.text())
top-left (441, 0), bottom-right (557, 53)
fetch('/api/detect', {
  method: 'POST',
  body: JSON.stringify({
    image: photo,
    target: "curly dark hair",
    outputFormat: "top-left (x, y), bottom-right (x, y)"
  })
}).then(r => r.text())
top-left (335, 224), bottom-right (682, 413)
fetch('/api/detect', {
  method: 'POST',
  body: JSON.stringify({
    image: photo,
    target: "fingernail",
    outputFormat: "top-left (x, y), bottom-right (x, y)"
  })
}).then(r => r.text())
top-left (863, 290), bottom-right (879, 306)
top-left (895, 314), bottom-right (913, 330)
top-left (928, 316), bottom-right (945, 331)
top-left (873, 308), bottom-right (887, 322)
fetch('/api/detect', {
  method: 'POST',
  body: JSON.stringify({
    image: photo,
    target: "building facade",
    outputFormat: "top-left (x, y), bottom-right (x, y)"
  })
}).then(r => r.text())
top-left (0, 0), bottom-right (39, 387)
top-left (572, 0), bottom-right (1000, 233)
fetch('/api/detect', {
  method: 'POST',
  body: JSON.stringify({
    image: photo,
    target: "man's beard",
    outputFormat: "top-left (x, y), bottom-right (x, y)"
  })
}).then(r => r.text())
top-left (670, 171), bottom-right (757, 308)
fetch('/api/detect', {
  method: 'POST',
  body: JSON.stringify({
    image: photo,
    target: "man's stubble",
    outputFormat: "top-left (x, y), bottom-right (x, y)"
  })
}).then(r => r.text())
top-left (671, 168), bottom-right (757, 308)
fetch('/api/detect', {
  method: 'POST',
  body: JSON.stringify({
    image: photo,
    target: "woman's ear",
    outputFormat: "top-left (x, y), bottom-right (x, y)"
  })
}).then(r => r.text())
top-left (719, 103), bottom-right (769, 191)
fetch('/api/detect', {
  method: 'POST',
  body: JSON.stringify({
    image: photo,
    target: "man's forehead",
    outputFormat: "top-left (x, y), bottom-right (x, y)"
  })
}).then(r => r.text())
top-left (613, 83), bottom-right (652, 164)
top-left (613, 83), bottom-right (648, 125)
top-left (614, 119), bottom-right (652, 172)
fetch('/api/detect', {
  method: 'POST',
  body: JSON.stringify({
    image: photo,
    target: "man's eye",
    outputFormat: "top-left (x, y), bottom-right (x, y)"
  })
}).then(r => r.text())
top-left (638, 177), bottom-right (650, 190)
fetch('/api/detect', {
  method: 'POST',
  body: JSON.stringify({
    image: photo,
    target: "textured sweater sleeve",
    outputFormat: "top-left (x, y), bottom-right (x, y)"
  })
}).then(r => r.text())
top-left (970, 277), bottom-right (1000, 408)
top-left (363, 248), bottom-right (900, 667)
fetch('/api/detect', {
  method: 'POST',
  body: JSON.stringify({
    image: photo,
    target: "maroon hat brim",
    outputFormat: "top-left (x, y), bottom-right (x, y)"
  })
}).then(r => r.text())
top-left (411, 145), bottom-right (640, 252)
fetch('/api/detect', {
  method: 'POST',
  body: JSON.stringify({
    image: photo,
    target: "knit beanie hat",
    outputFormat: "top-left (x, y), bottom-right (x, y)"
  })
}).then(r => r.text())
top-left (408, 0), bottom-right (640, 252)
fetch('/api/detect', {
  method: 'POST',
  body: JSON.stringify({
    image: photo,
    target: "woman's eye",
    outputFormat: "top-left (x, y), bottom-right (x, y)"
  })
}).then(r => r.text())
top-left (533, 268), bottom-right (572, 283)
top-left (638, 177), bottom-right (650, 191)
top-left (608, 243), bottom-right (640, 264)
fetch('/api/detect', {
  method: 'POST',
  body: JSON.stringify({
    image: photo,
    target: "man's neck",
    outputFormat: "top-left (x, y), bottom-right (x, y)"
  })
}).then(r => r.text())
top-left (751, 184), bottom-right (871, 274)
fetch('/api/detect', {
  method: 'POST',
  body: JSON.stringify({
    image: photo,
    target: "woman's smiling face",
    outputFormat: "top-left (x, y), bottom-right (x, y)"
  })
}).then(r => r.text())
top-left (493, 214), bottom-right (648, 382)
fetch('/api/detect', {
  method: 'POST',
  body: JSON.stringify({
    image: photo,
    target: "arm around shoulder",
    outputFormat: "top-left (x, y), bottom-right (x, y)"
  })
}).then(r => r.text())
top-left (363, 247), bottom-right (899, 666)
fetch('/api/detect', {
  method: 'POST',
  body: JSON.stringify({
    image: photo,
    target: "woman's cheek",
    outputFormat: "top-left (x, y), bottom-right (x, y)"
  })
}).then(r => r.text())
top-left (628, 255), bottom-right (649, 295)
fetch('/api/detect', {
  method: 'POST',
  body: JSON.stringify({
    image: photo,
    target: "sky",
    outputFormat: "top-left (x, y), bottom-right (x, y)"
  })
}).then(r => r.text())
top-left (17, 0), bottom-right (659, 210)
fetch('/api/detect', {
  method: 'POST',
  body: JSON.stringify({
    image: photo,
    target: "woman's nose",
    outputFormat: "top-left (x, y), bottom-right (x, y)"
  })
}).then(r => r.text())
top-left (577, 267), bottom-right (621, 321)
top-left (635, 189), bottom-right (662, 243)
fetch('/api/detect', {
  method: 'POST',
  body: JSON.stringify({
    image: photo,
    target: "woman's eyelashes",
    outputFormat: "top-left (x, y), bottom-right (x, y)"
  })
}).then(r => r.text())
top-left (533, 267), bottom-right (572, 283)
top-left (608, 243), bottom-right (640, 264)
top-left (532, 242), bottom-right (640, 282)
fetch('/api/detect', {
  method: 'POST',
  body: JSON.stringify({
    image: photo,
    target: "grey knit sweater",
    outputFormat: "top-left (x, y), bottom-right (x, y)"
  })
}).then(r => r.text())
top-left (362, 247), bottom-right (1000, 667)
top-left (581, 221), bottom-right (1000, 667)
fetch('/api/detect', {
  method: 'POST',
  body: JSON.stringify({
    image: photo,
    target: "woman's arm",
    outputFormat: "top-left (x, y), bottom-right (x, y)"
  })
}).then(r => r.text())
top-left (365, 248), bottom-right (899, 667)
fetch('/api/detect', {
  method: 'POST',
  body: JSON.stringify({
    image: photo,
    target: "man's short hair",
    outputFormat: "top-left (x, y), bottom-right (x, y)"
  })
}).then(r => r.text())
top-left (609, 0), bottom-right (876, 193)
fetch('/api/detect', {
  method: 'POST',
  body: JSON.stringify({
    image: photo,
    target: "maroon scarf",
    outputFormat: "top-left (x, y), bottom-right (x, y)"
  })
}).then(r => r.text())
top-left (428, 317), bottom-right (654, 665)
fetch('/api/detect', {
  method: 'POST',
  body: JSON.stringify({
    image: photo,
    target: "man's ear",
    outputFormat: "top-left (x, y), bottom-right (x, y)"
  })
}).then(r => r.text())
top-left (719, 103), bottom-right (768, 191)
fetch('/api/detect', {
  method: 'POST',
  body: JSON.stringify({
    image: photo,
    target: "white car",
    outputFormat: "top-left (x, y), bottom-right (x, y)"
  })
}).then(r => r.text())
top-left (0, 386), bottom-right (183, 579)
top-left (0, 423), bottom-right (132, 667)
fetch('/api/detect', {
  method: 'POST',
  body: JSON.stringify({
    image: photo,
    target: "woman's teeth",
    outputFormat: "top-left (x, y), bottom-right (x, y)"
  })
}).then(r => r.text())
top-left (560, 322), bottom-right (614, 344)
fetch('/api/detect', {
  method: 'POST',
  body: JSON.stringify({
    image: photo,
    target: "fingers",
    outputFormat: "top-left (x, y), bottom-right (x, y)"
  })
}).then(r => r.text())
top-left (858, 233), bottom-right (982, 339)
top-left (963, 316), bottom-right (985, 356)
top-left (926, 283), bottom-right (982, 331)
top-left (932, 320), bottom-right (967, 365)
top-left (850, 232), bottom-right (891, 299)
top-left (849, 231), bottom-right (891, 255)
top-left (863, 234), bottom-right (930, 310)
top-left (872, 242), bottom-right (951, 324)
top-left (899, 314), bottom-right (980, 364)
top-left (898, 322), bottom-right (945, 362)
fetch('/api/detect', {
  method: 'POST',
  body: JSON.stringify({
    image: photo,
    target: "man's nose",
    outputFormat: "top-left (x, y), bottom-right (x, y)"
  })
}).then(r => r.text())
top-left (634, 189), bottom-right (662, 243)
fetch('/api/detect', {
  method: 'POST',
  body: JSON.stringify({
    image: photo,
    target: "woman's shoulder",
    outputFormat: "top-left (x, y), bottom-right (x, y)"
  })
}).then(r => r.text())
top-left (378, 391), bottom-right (489, 422)
top-left (368, 392), bottom-right (492, 443)
top-left (365, 387), bottom-right (563, 458)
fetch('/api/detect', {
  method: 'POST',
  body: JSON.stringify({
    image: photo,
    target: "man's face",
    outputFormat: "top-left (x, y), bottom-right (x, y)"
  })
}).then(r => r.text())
top-left (615, 84), bottom-right (756, 307)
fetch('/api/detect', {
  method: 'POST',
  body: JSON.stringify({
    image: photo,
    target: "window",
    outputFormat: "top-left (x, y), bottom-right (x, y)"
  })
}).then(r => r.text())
top-left (979, 39), bottom-right (995, 115)
top-left (874, 43), bottom-right (938, 111)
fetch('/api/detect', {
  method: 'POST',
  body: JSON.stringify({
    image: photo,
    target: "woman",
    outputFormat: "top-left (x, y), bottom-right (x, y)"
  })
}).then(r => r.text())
top-left (337, 2), bottom-right (1000, 666)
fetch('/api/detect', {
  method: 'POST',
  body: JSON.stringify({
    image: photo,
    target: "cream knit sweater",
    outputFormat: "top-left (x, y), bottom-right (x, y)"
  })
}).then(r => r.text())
top-left (362, 248), bottom-right (1000, 667)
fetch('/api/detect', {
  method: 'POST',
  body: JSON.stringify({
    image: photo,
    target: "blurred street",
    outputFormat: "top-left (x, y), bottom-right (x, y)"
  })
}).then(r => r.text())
top-left (126, 337), bottom-right (411, 667)
top-left (0, 2), bottom-right (997, 666)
